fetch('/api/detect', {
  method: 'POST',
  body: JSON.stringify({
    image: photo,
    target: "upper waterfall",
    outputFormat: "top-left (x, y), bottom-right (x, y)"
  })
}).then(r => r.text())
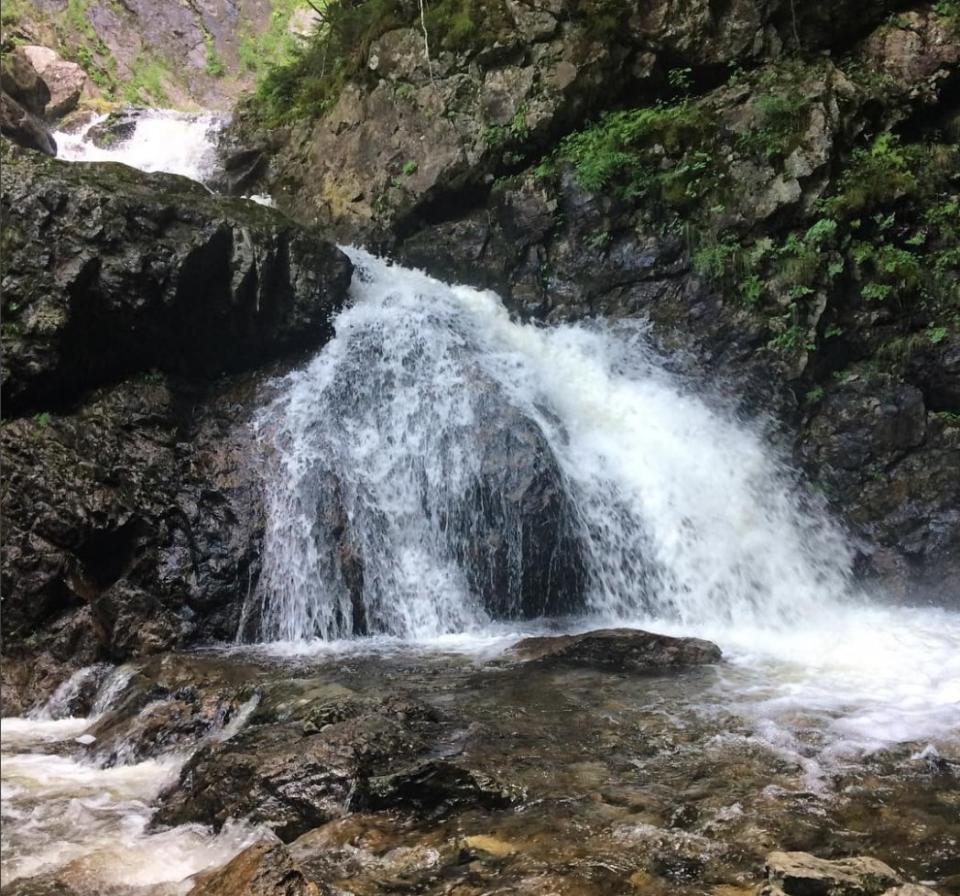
top-left (252, 249), bottom-right (856, 643)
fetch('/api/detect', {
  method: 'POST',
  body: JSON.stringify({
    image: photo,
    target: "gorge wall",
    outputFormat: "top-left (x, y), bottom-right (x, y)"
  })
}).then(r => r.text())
top-left (227, 0), bottom-right (960, 604)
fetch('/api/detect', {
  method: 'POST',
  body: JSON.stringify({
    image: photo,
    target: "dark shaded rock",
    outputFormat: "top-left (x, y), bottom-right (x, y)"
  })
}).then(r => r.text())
top-left (85, 107), bottom-right (141, 148)
top-left (0, 373), bottom-right (273, 675)
top-left (1, 47), bottom-right (50, 116)
top-left (509, 628), bottom-right (722, 673)
top-left (0, 91), bottom-right (56, 156)
top-left (187, 841), bottom-right (325, 896)
top-left (155, 695), bottom-right (441, 840)
top-left (0, 144), bottom-right (353, 415)
top-left (457, 400), bottom-right (586, 620)
top-left (354, 759), bottom-right (522, 816)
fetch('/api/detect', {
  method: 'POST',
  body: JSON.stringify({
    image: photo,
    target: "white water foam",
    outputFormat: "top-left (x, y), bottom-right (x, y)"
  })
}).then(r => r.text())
top-left (1, 676), bottom-right (265, 890)
top-left (53, 109), bottom-right (223, 183)
top-left (251, 249), bottom-right (960, 764)
top-left (255, 249), bottom-right (856, 642)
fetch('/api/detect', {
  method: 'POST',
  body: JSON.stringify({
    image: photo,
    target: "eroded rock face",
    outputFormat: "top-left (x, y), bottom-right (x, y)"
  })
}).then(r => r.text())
top-left (510, 628), bottom-right (722, 673)
top-left (0, 144), bottom-right (353, 415)
top-left (0, 375), bottom-right (269, 673)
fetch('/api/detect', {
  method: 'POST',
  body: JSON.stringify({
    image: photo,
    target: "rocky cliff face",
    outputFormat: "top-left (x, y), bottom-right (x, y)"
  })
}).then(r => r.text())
top-left (0, 145), bottom-right (352, 711)
top-left (228, 0), bottom-right (960, 605)
top-left (1, 0), bottom-right (318, 110)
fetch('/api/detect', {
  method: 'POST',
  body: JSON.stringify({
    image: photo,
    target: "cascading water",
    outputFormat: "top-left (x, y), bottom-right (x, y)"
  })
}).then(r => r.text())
top-left (254, 249), bottom-right (856, 643)
top-left (53, 109), bottom-right (224, 183)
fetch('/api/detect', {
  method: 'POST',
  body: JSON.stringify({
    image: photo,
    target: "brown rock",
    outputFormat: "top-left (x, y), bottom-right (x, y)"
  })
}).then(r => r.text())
top-left (763, 851), bottom-right (902, 896)
top-left (188, 841), bottom-right (324, 896)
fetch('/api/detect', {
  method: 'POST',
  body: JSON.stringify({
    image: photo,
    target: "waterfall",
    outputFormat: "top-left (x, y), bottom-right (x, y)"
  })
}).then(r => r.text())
top-left (53, 109), bottom-right (224, 183)
top-left (253, 249), bottom-right (856, 643)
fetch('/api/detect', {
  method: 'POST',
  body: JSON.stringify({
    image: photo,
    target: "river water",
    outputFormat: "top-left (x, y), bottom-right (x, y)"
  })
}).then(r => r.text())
top-left (2, 110), bottom-right (957, 896)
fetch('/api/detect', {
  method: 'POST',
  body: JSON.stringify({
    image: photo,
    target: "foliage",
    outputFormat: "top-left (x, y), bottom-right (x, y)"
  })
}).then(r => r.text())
top-left (546, 100), bottom-right (720, 213)
top-left (122, 55), bottom-right (171, 105)
top-left (204, 33), bottom-right (226, 77)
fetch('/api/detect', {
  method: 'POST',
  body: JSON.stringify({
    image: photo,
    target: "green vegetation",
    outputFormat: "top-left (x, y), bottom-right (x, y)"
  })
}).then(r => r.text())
top-left (541, 101), bottom-right (721, 212)
top-left (242, 0), bottom-right (640, 126)
top-left (204, 33), bottom-right (226, 78)
top-left (122, 55), bottom-right (171, 105)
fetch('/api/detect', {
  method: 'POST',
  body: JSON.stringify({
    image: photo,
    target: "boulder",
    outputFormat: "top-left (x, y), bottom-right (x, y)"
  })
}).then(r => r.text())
top-left (0, 144), bottom-right (353, 414)
top-left (456, 397), bottom-right (587, 620)
top-left (354, 759), bottom-right (522, 815)
top-left (187, 841), bottom-right (324, 896)
top-left (85, 107), bottom-right (143, 148)
top-left (0, 90), bottom-right (57, 156)
top-left (509, 628), bottom-right (722, 673)
top-left (1, 47), bottom-right (50, 116)
top-left (763, 851), bottom-right (902, 896)
top-left (19, 45), bottom-right (93, 120)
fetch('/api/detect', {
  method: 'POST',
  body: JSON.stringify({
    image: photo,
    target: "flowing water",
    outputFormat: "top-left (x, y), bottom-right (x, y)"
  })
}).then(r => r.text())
top-left (3, 109), bottom-right (959, 895)
top-left (53, 109), bottom-right (224, 183)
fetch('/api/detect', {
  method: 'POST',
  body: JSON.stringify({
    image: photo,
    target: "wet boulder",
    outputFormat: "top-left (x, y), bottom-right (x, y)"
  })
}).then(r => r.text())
top-left (187, 841), bottom-right (324, 896)
top-left (0, 143), bottom-right (353, 415)
top-left (354, 759), bottom-right (522, 816)
top-left (155, 696), bottom-right (442, 841)
top-left (509, 628), bottom-right (722, 673)
top-left (456, 399), bottom-right (587, 620)
top-left (85, 107), bottom-right (142, 148)
top-left (763, 852), bottom-right (902, 896)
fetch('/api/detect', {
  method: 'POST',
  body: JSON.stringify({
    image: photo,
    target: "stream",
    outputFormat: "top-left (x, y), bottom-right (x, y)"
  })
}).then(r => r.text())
top-left (1, 110), bottom-right (958, 896)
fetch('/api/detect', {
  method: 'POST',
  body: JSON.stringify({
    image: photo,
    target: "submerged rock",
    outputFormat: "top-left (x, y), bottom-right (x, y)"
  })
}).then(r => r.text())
top-left (509, 628), bottom-right (722, 673)
top-left (354, 759), bottom-right (522, 816)
top-left (763, 851), bottom-right (902, 896)
top-left (0, 144), bottom-right (353, 414)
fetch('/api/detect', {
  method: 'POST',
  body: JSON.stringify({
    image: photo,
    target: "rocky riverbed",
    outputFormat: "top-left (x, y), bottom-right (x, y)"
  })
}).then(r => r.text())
top-left (2, 627), bottom-right (958, 896)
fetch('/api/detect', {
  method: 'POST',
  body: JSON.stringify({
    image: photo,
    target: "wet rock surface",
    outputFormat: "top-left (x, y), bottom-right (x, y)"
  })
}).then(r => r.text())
top-left (0, 374), bottom-right (272, 680)
top-left (187, 841), bottom-right (324, 896)
top-left (763, 851), bottom-right (902, 896)
top-left (8, 645), bottom-right (953, 896)
top-left (510, 628), bottom-right (723, 672)
top-left (0, 144), bottom-right (352, 415)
